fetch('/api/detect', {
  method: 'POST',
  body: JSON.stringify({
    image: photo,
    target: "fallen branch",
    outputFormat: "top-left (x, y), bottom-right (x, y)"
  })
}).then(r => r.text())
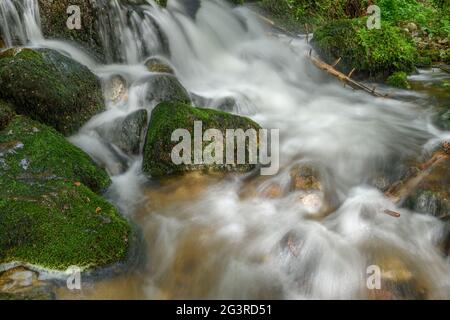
top-left (306, 53), bottom-right (387, 98)
top-left (385, 143), bottom-right (450, 204)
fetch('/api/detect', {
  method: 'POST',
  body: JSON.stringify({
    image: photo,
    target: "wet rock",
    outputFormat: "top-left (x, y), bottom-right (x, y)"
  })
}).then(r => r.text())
top-left (142, 101), bottom-right (261, 177)
top-left (0, 116), bottom-right (130, 270)
top-left (0, 48), bottom-right (105, 136)
top-left (289, 164), bottom-right (322, 192)
top-left (0, 267), bottom-right (55, 300)
top-left (260, 182), bottom-right (283, 199)
top-left (191, 94), bottom-right (237, 112)
top-left (37, 0), bottom-right (105, 61)
top-left (145, 57), bottom-right (174, 74)
top-left (404, 158), bottom-right (450, 219)
top-left (142, 74), bottom-right (191, 105)
top-left (0, 36), bottom-right (5, 49)
top-left (97, 109), bottom-right (148, 155)
top-left (104, 75), bottom-right (128, 104)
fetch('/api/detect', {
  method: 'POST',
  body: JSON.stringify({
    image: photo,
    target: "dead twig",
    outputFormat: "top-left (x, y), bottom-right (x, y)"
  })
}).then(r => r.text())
top-left (306, 53), bottom-right (387, 98)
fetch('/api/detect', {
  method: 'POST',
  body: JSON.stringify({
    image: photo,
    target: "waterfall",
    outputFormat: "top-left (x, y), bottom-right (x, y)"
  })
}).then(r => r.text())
top-left (1, 0), bottom-right (449, 299)
top-left (0, 0), bottom-right (42, 48)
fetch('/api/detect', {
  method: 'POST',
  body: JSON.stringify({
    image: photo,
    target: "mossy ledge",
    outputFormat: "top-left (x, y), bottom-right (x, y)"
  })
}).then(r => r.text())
top-left (0, 115), bottom-right (130, 271)
top-left (0, 48), bottom-right (105, 136)
top-left (143, 101), bottom-right (262, 178)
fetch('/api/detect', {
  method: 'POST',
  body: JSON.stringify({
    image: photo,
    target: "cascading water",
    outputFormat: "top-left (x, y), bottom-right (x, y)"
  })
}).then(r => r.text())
top-left (0, 0), bottom-right (42, 47)
top-left (1, 0), bottom-right (449, 299)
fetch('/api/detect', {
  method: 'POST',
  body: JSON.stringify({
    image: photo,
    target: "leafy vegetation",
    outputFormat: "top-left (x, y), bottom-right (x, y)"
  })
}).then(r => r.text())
top-left (313, 19), bottom-right (417, 78)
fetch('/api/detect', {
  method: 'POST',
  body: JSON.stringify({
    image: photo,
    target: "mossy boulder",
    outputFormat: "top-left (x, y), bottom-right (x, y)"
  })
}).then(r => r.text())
top-left (0, 116), bottom-right (130, 270)
top-left (0, 100), bottom-right (14, 131)
top-left (0, 48), bottom-right (104, 136)
top-left (143, 101), bottom-right (262, 177)
top-left (313, 19), bottom-right (417, 78)
top-left (37, 0), bottom-right (104, 60)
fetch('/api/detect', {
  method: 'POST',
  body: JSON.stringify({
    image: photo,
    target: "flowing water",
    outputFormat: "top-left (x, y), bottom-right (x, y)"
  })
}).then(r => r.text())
top-left (1, 0), bottom-right (449, 299)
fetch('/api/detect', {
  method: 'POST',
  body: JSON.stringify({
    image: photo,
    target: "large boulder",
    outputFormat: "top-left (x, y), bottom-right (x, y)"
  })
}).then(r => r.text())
top-left (0, 115), bottom-right (130, 270)
top-left (0, 48), bottom-right (105, 136)
top-left (142, 101), bottom-right (262, 177)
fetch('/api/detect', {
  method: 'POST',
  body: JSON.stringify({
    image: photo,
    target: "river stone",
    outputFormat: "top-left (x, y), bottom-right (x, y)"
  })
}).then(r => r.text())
top-left (96, 109), bottom-right (148, 155)
top-left (290, 164), bottom-right (322, 191)
top-left (145, 57), bottom-right (175, 74)
top-left (104, 75), bottom-right (128, 103)
top-left (0, 115), bottom-right (130, 270)
top-left (142, 101), bottom-right (261, 177)
top-left (142, 74), bottom-right (191, 105)
top-left (0, 48), bottom-right (105, 136)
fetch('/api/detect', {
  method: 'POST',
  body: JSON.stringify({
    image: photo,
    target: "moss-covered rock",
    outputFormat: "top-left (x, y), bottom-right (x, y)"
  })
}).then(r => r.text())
top-left (0, 100), bottom-right (14, 131)
top-left (0, 116), bottom-right (130, 270)
top-left (313, 19), bottom-right (417, 78)
top-left (387, 71), bottom-right (411, 89)
top-left (0, 48), bottom-right (104, 136)
top-left (143, 101), bottom-right (262, 177)
top-left (37, 0), bottom-right (104, 60)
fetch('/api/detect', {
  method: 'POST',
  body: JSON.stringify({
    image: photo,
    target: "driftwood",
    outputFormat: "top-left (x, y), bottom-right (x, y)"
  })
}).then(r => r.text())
top-left (306, 52), bottom-right (388, 98)
top-left (384, 143), bottom-right (450, 204)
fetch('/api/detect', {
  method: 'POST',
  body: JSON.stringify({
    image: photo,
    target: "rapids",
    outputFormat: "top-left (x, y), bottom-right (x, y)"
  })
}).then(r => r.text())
top-left (1, 0), bottom-right (449, 299)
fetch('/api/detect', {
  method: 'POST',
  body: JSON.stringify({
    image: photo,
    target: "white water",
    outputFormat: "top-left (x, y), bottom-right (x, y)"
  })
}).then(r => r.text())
top-left (1, 0), bottom-right (449, 299)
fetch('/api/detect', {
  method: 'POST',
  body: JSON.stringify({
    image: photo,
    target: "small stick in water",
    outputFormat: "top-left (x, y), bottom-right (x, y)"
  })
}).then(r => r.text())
top-left (383, 209), bottom-right (401, 218)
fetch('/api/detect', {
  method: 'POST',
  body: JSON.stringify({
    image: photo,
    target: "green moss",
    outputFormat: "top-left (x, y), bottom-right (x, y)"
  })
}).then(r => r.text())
top-left (0, 116), bottom-right (130, 270)
top-left (143, 101), bottom-right (262, 177)
top-left (0, 180), bottom-right (130, 270)
top-left (313, 19), bottom-right (417, 78)
top-left (0, 100), bottom-right (14, 131)
top-left (0, 48), bottom-right (104, 136)
top-left (387, 71), bottom-right (411, 89)
top-left (0, 116), bottom-right (110, 193)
